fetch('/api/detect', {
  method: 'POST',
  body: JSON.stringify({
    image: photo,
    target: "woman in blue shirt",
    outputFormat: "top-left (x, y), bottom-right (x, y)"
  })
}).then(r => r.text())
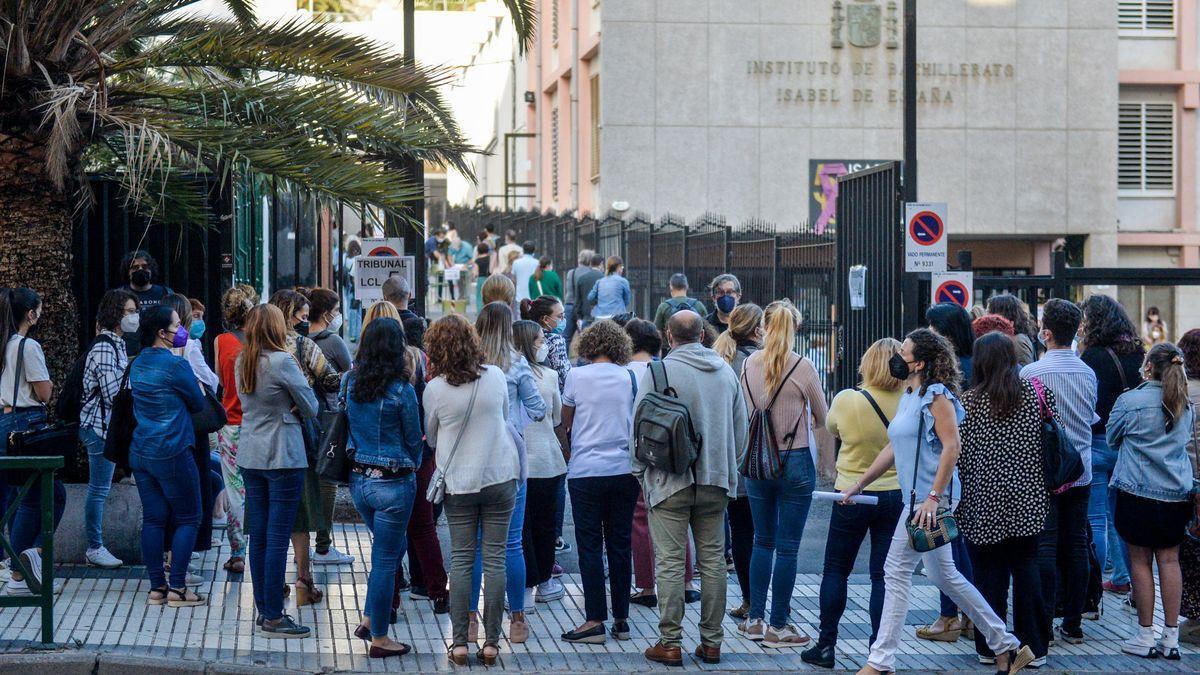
top-left (1107, 342), bottom-right (1194, 660)
top-left (586, 256), bottom-right (632, 320)
top-left (130, 305), bottom-right (207, 608)
top-left (842, 329), bottom-right (1034, 675)
top-left (346, 318), bottom-right (423, 659)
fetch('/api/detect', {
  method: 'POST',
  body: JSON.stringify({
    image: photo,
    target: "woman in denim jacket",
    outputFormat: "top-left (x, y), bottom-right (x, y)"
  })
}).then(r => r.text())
top-left (1108, 342), bottom-right (1196, 660)
top-left (345, 318), bottom-right (423, 659)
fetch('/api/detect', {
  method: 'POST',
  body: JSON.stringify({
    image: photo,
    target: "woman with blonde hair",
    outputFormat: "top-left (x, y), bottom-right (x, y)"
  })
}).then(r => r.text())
top-left (712, 303), bottom-right (764, 618)
top-left (235, 304), bottom-right (319, 638)
top-left (738, 300), bottom-right (828, 647)
top-left (363, 299), bottom-right (400, 331)
top-left (481, 273), bottom-right (517, 315)
top-left (803, 338), bottom-right (906, 668)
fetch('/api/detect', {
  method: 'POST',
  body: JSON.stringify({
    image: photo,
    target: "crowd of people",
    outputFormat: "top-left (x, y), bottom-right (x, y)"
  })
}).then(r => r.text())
top-left (0, 243), bottom-right (1196, 671)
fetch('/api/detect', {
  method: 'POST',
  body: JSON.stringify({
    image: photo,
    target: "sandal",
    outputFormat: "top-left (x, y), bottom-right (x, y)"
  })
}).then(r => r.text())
top-left (166, 587), bottom-right (206, 608)
top-left (296, 577), bottom-right (323, 606)
top-left (223, 556), bottom-right (245, 573)
top-left (476, 642), bottom-right (499, 667)
top-left (147, 586), bottom-right (168, 606)
top-left (448, 644), bottom-right (469, 666)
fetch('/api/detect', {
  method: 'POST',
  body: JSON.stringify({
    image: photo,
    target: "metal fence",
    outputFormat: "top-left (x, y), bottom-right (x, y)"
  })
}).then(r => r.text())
top-left (448, 206), bottom-right (840, 393)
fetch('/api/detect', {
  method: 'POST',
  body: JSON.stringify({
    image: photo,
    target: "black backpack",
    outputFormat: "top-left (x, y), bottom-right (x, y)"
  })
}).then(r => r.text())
top-left (56, 334), bottom-right (118, 424)
top-left (666, 297), bottom-right (701, 316)
top-left (633, 361), bottom-right (702, 474)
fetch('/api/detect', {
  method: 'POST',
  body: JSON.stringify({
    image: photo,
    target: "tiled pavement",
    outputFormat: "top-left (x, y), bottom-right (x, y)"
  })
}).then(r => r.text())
top-left (0, 523), bottom-right (1193, 673)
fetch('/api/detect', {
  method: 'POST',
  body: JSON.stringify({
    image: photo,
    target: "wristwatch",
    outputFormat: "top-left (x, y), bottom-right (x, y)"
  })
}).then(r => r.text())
top-left (927, 491), bottom-right (941, 502)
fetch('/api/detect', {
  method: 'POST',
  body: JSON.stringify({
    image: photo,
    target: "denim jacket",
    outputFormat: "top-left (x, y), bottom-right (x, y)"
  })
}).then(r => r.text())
top-left (1108, 381), bottom-right (1196, 502)
top-left (345, 373), bottom-right (424, 471)
top-left (130, 347), bottom-right (206, 461)
top-left (506, 351), bottom-right (547, 434)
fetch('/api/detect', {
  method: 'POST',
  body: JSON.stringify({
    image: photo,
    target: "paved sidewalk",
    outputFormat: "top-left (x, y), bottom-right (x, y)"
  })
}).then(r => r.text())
top-left (0, 522), bottom-right (1192, 673)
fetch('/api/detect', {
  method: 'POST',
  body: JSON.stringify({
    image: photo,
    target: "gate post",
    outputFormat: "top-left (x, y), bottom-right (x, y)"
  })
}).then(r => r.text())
top-left (1051, 249), bottom-right (1069, 299)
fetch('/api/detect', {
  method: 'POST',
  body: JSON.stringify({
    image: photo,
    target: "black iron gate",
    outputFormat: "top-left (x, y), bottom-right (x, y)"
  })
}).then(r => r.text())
top-left (834, 162), bottom-right (904, 393)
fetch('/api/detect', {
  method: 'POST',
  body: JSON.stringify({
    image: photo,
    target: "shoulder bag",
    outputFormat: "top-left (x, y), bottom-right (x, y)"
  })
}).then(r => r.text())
top-left (857, 387), bottom-right (891, 428)
top-left (102, 358), bottom-right (137, 471)
top-left (739, 358), bottom-right (803, 480)
top-left (315, 376), bottom-right (351, 485)
top-left (6, 337), bottom-right (88, 484)
top-left (190, 383), bottom-right (228, 436)
top-left (426, 378), bottom-right (480, 505)
top-left (1186, 404), bottom-right (1200, 542)
top-left (1106, 347), bottom-right (1131, 392)
top-left (904, 412), bottom-right (960, 552)
top-left (1030, 377), bottom-right (1084, 492)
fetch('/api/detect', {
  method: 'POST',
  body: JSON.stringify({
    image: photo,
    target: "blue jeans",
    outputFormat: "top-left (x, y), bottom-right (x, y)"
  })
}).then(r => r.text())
top-left (939, 535), bottom-right (976, 617)
top-left (1087, 434), bottom-right (1130, 585)
top-left (471, 478), bottom-right (527, 612)
top-left (817, 489), bottom-right (904, 647)
top-left (0, 408), bottom-right (64, 554)
top-left (131, 451), bottom-right (201, 589)
top-left (351, 471), bottom-right (417, 637)
top-left (243, 467), bottom-right (305, 620)
top-left (80, 427), bottom-right (116, 551)
top-left (747, 450), bottom-right (815, 628)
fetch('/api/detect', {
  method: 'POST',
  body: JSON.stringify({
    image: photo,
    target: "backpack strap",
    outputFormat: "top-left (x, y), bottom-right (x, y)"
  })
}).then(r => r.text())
top-left (857, 387), bottom-right (891, 429)
top-left (650, 360), bottom-right (675, 397)
top-left (1106, 347), bottom-right (1129, 392)
top-left (628, 368), bottom-right (638, 412)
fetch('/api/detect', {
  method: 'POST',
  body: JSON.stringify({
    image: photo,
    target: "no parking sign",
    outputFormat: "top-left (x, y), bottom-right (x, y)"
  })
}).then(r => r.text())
top-left (904, 202), bottom-right (948, 272)
top-left (931, 271), bottom-right (973, 309)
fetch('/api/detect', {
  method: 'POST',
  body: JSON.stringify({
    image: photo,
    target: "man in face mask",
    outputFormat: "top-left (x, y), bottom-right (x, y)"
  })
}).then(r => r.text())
top-left (707, 274), bottom-right (742, 334)
top-left (116, 250), bottom-right (174, 355)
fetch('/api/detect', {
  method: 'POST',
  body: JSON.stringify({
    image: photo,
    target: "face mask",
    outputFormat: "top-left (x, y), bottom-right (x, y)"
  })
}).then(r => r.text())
top-left (189, 319), bottom-right (206, 341)
top-left (295, 320), bottom-right (310, 337)
top-left (130, 269), bottom-right (152, 287)
top-left (535, 345), bottom-right (549, 362)
top-left (888, 353), bottom-right (911, 380)
top-left (716, 294), bottom-right (737, 314)
top-left (120, 313), bottom-right (140, 334)
top-left (169, 325), bottom-right (188, 349)
top-left (329, 312), bottom-right (344, 333)
top-left (553, 317), bottom-right (566, 334)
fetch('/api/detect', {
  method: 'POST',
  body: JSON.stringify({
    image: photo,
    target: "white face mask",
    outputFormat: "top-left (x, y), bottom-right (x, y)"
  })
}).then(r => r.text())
top-left (328, 312), bottom-right (344, 333)
top-left (535, 345), bottom-right (549, 362)
top-left (120, 313), bottom-right (140, 334)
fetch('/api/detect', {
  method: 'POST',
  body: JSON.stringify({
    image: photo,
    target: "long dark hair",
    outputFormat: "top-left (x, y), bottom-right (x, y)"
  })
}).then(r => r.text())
top-left (1079, 294), bottom-right (1144, 357)
top-left (352, 318), bottom-right (410, 403)
top-left (970, 332), bottom-right (1022, 418)
top-left (1145, 342), bottom-right (1189, 430)
top-left (986, 294), bottom-right (1034, 338)
top-left (926, 302), bottom-right (974, 358)
top-left (908, 327), bottom-right (961, 396)
top-left (512, 320), bottom-right (543, 376)
top-left (0, 288), bottom-right (41, 373)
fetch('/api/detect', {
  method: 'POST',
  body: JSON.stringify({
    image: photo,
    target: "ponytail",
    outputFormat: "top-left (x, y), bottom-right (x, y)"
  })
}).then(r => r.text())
top-left (0, 287), bottom-right (41, 356)
top-left (713, 303), bottom-right (763, 365)
top-left (1146, 342), bottom-right (1189, 430)
top-left (762, 300), bottom-right (800, 393)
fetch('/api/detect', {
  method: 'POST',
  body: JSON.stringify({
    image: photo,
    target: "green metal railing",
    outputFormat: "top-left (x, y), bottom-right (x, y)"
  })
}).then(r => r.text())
top-left (0, 456), bottom-right (61, 647)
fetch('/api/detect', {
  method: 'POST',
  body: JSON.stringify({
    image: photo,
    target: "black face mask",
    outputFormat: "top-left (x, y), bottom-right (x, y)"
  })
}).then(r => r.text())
top-left (295, 320), bottom-right (310, 337)
top-left (888, 353), bottom-right (911, 381)
top-left (130, 269), bottom-right (152, 287)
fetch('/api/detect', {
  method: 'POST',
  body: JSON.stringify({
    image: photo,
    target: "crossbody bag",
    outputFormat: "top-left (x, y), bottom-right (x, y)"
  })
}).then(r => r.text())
top-left (904, 412), bottom-right (960, 552)
top-left (426, 378), bottom-right (480, 505)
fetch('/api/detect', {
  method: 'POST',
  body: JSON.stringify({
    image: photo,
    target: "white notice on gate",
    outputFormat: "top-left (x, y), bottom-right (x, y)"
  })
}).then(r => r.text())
top-left (443, 266), bottom-right (462, 282)
top-left (904, 202), bottom-right (948, 273)
top-left (354, 255), bottom-right (415, 302)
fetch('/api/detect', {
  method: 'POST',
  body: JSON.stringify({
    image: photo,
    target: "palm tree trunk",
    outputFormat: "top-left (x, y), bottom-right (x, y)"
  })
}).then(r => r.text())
top-left (0, 133), bottom-right (80, 384)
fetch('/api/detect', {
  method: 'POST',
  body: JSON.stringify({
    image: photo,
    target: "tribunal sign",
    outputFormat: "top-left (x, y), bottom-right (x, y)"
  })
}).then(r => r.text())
top-left (354, 255), bottom-right (415, 302)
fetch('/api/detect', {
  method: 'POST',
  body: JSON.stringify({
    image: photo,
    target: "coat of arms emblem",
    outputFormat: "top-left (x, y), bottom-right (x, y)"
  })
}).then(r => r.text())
top-left (846, 0), bottom-right (881, 48)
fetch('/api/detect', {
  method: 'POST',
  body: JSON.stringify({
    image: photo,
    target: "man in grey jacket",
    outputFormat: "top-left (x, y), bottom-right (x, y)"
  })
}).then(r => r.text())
top-left (631, 310), bottom-right (749, 666)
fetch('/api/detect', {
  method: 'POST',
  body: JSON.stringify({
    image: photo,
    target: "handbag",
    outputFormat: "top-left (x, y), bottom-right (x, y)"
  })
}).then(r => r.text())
top-left (102, 360), bottom-right (137, 471)
top-left (1030, 377), bottom-right (1084, 492)
top-left (315, 377), bottom-right (350, 485)
top-left (5, 337), bottom-right (86, 484)
top-left (904, 412), bottom-right (960, 552)
top-left (190, 384), bottom-right (228, 436)
top-left (426, 378), bottom-right (480, 505)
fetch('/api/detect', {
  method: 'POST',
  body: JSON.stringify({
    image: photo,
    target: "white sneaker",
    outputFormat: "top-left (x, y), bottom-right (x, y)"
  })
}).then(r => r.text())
top-left (762, 624), bottom-right (811, 648)
top-left (1122, 623), bottom-right (1159, 658)
top-left (211, 514), bottom-right (228, 530)
top-left (504, 587), bottom-right (537, 613)
top-left (18, 549), bottom-right (42, 594)
top-left (0, 558), bottom-right (12, 583)
top-left (311, 547), bottom-right (354, 565)
top-left (51, 579), bottom-right (64, 594)
top-left (1158, 625), bottom-right (1181, 660)
top-left (184, 572), bottom-right (205, 587)
top-left (738, 618), bottom-right (765, 641)
top-left (1, 579), bottom-right (30, 596)
top-left (535, 578), bottom-right (565, 602)
top-left (1029, 655), bottom-right (1047, 668)
top-left (86, 546), bottom-right (123, 569)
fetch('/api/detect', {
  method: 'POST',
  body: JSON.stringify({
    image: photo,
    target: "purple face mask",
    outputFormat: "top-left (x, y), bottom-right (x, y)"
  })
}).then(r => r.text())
top-left (169, 325), bottom-right (189, 348)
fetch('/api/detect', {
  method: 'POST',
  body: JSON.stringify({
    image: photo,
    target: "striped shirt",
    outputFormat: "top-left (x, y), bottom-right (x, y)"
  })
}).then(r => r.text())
top-left (1021, 348), bottom-right (1100, 487)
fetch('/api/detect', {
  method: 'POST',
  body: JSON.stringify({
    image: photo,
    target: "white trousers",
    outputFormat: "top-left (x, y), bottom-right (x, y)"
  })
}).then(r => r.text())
top-left (867, 512), bottom-right (1020, 672)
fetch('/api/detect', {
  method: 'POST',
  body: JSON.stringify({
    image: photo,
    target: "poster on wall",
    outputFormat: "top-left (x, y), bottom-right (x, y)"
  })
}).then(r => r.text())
top-left (809, 159), bottom-right (892, 234)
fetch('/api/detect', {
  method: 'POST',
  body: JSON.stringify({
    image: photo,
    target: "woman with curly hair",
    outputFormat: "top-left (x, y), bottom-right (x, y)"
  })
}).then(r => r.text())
top-left (1173, 329), bottom-right (1200, 645)
top-left (423, 314), bottom-right (519, 666)
top-left (345, 317), bottom-right (422, 659)
top-left (842, 328), bottom-right (1035, 675)
top-left (559, 320), bottom-right (641, 645)
top-left (214, 285), bottom-right (257, 573)
top-left (1078, 293), bottom-right (1145, 595)
top-left (986, 294), bottom-right (1036, 367)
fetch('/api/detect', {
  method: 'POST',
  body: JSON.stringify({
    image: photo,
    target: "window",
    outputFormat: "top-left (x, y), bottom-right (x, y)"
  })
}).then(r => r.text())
top-left (1118, 0), bottom-right (1175, 35)
top-left (551, 107), bottom-right (560, 200)
top-left (1119, 102), bottom-right (1175, 194)
top-left (590, 75), bottom-right (600, 181)
top-left (552, 0), bottom-right (559, 45)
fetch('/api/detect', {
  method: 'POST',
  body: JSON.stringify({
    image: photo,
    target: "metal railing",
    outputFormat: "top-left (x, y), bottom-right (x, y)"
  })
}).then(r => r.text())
top-left (0, 456), bottom-right (62, 647)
